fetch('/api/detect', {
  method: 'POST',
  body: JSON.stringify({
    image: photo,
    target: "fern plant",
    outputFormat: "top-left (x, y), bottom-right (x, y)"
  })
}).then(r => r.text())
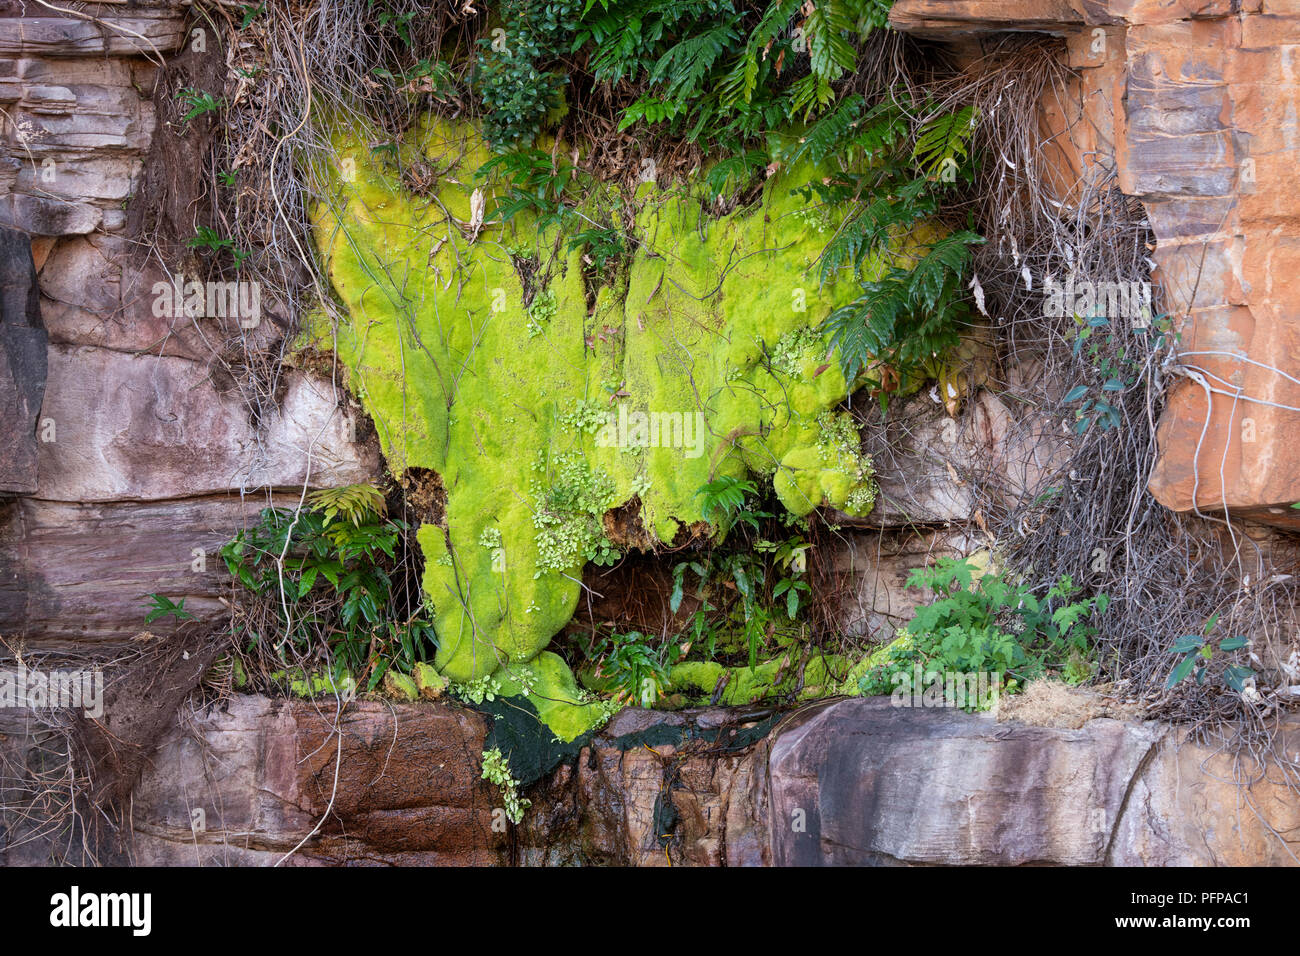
top-left (475, 147), bottom-right (578, 227)
top-left (306, 482), bottom-right (387, 527)
top-left (787, 93), bottom-right (984, 401)
top-left (577, 0), bottom-right (892, 154)
top-left (220, 496), bottom-right (435, 690)
top-left (823, 230), bottom-right (985, 402)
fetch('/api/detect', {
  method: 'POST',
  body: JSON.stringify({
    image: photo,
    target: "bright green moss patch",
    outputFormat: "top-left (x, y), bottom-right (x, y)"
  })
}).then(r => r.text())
top-left (666, 653), bottom-right (852, 707)
top-left (311, 117), bottom-right (915, 731)
top-left (494, 652), bottom-right (614, 743)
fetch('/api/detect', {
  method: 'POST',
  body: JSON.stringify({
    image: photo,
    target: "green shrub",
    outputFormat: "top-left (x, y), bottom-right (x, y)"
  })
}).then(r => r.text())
top-left (474, 0), bottom-right (581, 150)
top-left (858, 557), bottom-right (1109, 706)
top-left (220, 484), bottom-right (435, 689)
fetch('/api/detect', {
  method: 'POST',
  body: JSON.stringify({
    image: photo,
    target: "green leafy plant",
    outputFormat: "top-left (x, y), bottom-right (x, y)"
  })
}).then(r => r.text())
top-left (186, 225), bottom-right (251, 267)
top-left (306, 482), bottom-right (387, 527)
top-left (220, 489), bottom-right (434, 688)
top-left (567, 224), bottom-right (626, 273)
top-left (757, 536), bottom-right (811, 618)
top-left (531, 452), bottom-right (621, 573)
top-left (1165, 614), bottom-right (1253, 692)
top-left (577, 0), bottom-right (892, 151)
top-left (454, 674), bottom-right (504, 705)
top-left (780, 93), bottom-right (985, 403)
top-left (475, 147), bottom-right (578, 227)
top-left (144, 593), bottom-right (195, 625)
top-left (695, 476), bottom-right (768, 534)
top-left (481, 747), bottom-right (531, 823)
top-left (859, 558), bottom-right (1109, 704)
top-left (176, 87), bottom-right (223, 124)
top-left (1064, 312), bottom-right (1175, 435)
top-left (474, 0), bottom-right (581, 150)
top-left (588, 630), bottom-right (679, 706)
top-left (238, 4), bottom-right (264, 29)
top-left (822, 230), bottom-right (984, 404)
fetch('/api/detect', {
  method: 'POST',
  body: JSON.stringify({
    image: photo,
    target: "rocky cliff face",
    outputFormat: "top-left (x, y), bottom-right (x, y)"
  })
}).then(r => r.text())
top-left (100, 695), bottom-right (1299, 866)
top-left (0, 4), bottom-right (380, 652)
top-left (0, 0), bottom-right (1298, 866)
top-left (891, 0), bottom-right (1300, 530)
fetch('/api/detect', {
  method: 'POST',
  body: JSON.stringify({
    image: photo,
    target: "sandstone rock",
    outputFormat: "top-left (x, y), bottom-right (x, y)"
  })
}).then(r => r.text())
top-left (0, 227), bottom-right (45, 495)
top-left (0, 495), bottom-right (286, 653)
top-left (109, 694), bottom-right (1300, 866)
top-left (129, 696), bottom-right (505, 866)
top-left (0, 17), bottom-right (185, 58)
top-left (1110, 718), bottom-right (1300, 866)
top-left (825, 528), bottom-right (982, 640)
top-left (765, 697), bottom-right (1300, 866)
top-left (890, 1), bottom-right (1300, 529)
top-left (1137, 15), bottom-right (1300, 528)
top-left (888, 0), bottom-right (1083, 35)
top-left (516, 706), bottom-right (774, 867)
top-left (0, 49), bottom-right (158, 237)
top-left (38, 235), bottom-right (239, 360)
top-left (35, 345), bottom-right (378, 501)
top-left (836, 388), bottom-right (1066, 529)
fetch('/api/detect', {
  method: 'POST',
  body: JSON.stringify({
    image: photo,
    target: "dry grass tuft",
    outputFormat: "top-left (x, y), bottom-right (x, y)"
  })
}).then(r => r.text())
top-left (997, 679), bottom-right (1141, 729)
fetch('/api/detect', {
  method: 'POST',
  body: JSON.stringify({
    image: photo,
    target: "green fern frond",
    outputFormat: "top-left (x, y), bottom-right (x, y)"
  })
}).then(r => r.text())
top-left (803, 1), bottom-right (857, 83)
top-left (822, 230), bottom-right (985, 389)
top-left (307, 482), bottom-right (387, 527)
top-left (719, 0), bottom-right (802, 108)
top-left (912, 105), bottom-right (978, 179)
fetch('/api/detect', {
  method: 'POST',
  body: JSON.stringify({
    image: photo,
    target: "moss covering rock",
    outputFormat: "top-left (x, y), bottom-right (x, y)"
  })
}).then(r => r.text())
top-left (310, 117), bottom-right (925, 732)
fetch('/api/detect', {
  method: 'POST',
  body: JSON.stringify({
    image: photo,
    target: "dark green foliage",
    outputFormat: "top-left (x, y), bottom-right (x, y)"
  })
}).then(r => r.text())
top-left (576, 0), bottom-right (891, 149)
top-left (790, 96), bottom-right (982, 395)
top-left (143, 594), bottom-right (195, 625)
top-left (475, 0), bottom-right (582, 150)
top-left (475, 147), bottom-right (577, 225)
top-left (859, 558), bottom-right (1109, 700)
top-left (176, 87), bottom-right (222, 124)
top-left (1065, 313), bottom-right (1176, 435)
top-left (587, 629), bottom-right (681, 705)
top-left (220, 500), bottom-right (435, 686)
top-left (694, 476), bottom-right (766, 534)
top-left (669, 478), bottom-right (812, 670)
top-left (566, 224), bottom-right (626, 271)
top-left (1165, 615), bottom-right (1255, 692)
top-left (823, 229), bottom-right (984, 393)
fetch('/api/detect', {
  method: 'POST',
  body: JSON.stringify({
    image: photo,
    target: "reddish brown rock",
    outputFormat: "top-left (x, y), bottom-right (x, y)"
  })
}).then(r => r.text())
top-left (130, 696), bottom-right (506, 866)
top-left (117, 694), bottom-right (1300, 866)
top-left (516, 707), bottom-right (774, 866)
top-left (0, 495), bottom-right (292, 654)
top-left (893, 0), bottom-right (1300, 529)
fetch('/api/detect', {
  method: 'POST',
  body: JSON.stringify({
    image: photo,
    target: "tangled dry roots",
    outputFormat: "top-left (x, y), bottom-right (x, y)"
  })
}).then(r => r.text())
top-left (0, 625), bottom-right (227, 864)
top-left (928, 37), bottom-right (1299, 770)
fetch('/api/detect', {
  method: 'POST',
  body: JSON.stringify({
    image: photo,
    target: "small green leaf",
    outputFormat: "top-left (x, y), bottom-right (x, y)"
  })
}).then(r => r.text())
top-left (1224, 665), bottom-right (1255, 693)
top-left (1166, 653), bottom-right (1196, 688)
